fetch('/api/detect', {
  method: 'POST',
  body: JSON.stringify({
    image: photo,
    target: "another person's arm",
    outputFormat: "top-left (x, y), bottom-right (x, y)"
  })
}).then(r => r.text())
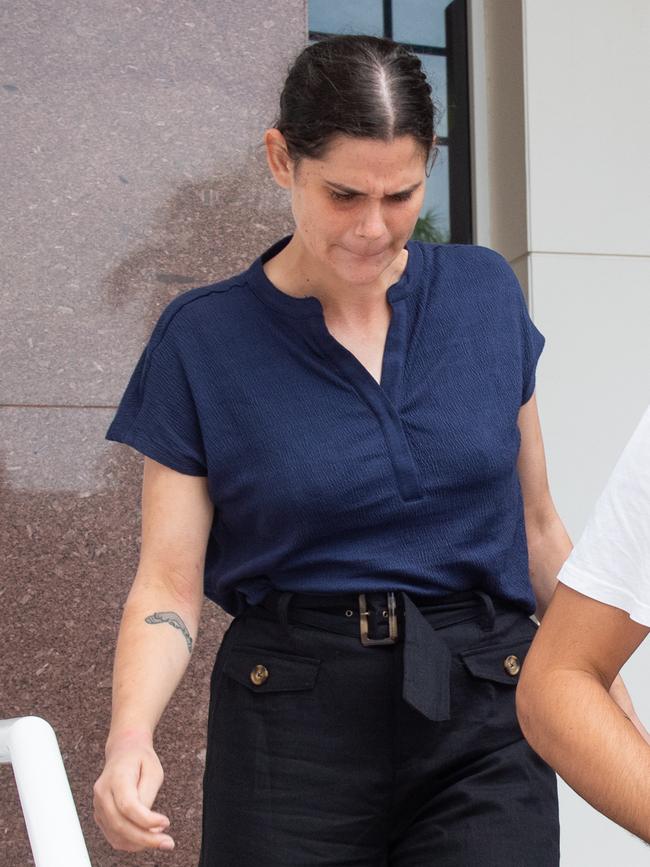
top-left (93, 457), bottom-right (213, 853)
top-left (515, 394), bottom-right (643, 728)
top-left (517, 582), bottom-right (650, 842)
top-left (516, 403), bottom-right (650, 839)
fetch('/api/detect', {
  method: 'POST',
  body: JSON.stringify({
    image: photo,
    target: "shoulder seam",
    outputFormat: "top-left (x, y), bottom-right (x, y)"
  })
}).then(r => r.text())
top-left (153, 279), bottom-right (247, 350)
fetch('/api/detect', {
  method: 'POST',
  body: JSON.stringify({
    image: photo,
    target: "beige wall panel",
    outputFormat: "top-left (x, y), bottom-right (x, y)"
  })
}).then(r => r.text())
top-left (524, 0), bottom-right (650, 255)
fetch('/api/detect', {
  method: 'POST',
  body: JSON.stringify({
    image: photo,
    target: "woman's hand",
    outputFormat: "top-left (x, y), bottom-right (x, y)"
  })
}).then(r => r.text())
top-left (93, 730), bottom-right (174, 853)
top-left (94, 459), bottom-right (213, 852)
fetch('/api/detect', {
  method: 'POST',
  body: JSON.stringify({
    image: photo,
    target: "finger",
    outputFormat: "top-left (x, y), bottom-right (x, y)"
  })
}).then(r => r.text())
top-left (95, 798), bottom-right (175, 852)
top-left (111, 777), bottom-right (168, 831)
top-left (136, 753), bottom-right (166, 821)
top-left (105, 827), bottom-right (175, 852)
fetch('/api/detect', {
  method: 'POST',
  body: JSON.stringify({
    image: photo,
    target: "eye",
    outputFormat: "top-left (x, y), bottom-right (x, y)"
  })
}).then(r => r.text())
top-left (329, 190), bottom-right (357, 202)
top-left (388, 191), bottom-right (413, 203)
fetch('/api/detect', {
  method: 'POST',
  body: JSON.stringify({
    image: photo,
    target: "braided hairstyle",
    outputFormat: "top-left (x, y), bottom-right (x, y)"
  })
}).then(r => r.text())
top-left (275, 35), bottom-right (437, 168)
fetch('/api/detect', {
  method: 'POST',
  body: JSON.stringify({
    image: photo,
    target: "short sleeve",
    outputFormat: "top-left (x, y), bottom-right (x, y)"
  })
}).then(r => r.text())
top-left (493, 253), bottom-right (545, 406)
top-left (106, 308), bottom-right (207, 476)
top-left (514, 281), bottom-right (545, 406)
top-left (558, 405), bottom-right (650, 625)
top-left (474, 246), bottom-right (546, 406)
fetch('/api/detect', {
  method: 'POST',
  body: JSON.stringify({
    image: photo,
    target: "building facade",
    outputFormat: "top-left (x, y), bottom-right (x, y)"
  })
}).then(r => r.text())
top-left (1, 1), bottom-right (648, 863)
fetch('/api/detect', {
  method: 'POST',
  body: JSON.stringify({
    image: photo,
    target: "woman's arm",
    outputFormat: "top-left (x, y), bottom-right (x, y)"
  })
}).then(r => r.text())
top-left (515, 394), bottom-right (647, 735)
top-left (515, 394), bottom-right (572, 619)
top-left (517, 582), bottom-right (650, 842)
top-left (93, 457), bottom-right (214, 853)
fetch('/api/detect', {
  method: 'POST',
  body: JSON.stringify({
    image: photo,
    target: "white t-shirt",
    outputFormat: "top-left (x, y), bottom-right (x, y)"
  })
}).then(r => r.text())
top-left (558, 405), bottom-right (650, 626)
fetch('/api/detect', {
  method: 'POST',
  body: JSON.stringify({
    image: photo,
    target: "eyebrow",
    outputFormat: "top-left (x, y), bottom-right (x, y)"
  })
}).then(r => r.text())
top-left (325, 180), bottom-right (423, 196)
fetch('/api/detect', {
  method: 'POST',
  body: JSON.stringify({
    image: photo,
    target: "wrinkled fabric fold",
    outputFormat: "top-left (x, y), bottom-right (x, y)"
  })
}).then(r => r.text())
top-left (400, 593), bottom-right (451, 721)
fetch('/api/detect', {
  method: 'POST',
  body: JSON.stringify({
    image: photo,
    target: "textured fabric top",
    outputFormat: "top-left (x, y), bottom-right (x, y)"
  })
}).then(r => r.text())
top-left (106, 236), bottom-right (545, 616)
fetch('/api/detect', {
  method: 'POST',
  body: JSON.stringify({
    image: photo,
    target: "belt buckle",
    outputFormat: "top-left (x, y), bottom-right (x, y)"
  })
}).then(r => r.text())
top-left (358, 592), bottom-right (398, 646)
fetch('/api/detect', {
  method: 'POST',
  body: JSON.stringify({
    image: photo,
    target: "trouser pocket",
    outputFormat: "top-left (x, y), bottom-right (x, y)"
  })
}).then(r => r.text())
top-left (450, 616), bottom-right (537, 724)
top-left (223, 644), bottom-right (321, 693)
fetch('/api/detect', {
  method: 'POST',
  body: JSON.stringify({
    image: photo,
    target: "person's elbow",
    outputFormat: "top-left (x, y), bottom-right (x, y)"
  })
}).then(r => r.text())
top-left (515, 653), bottom-right (553, 760)
top-left (514, 666), bottom-right (533, 738)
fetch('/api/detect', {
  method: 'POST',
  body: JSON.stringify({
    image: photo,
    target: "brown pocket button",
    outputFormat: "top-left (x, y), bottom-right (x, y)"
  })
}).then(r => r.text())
top-left (250, 664), bottom-right (269, 686)
top-left (503, 655), bottom-right (521, 676)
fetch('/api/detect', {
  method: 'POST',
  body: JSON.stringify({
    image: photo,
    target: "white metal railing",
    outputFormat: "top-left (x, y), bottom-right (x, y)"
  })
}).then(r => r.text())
top-left (0, 716), bottom-right (92, 866)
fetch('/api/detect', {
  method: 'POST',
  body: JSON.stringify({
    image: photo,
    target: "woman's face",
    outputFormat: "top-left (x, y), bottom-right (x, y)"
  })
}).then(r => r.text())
top-left (271, 133), bottom-right (428, 287)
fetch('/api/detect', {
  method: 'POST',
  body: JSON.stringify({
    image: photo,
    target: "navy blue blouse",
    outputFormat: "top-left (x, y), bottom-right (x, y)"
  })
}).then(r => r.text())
top-left (107, 237), bottom-right (545, 616)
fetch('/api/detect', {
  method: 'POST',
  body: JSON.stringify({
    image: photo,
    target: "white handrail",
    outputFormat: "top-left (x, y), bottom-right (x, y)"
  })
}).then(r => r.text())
top-left (0, 716), bottom-right (92, 866)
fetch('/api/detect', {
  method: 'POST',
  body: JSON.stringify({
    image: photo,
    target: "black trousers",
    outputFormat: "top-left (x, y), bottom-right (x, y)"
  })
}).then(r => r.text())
top-left (199, 590), bottom-right (560, 866)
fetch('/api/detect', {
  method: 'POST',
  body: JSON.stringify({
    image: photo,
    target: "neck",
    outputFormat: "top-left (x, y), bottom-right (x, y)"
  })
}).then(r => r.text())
top-left (264, 235), bottom-right (408, 318)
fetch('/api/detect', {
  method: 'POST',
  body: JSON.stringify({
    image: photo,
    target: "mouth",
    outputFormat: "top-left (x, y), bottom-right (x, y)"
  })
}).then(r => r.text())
top-left (343, 247), bottom-right (388, 259)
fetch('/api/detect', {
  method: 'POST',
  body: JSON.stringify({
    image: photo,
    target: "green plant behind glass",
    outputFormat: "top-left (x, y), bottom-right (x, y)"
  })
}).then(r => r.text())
top-left (412, 208), bottom-right (450, 244)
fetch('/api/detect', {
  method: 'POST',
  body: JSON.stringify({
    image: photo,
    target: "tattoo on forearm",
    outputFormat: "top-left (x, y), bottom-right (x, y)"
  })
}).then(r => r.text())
top-left (145, 611), bottom-right (193, 655)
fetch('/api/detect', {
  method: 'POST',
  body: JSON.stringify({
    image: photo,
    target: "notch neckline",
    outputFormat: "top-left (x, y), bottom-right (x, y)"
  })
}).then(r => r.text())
top-left (247, 234), bottom-right (423, 318)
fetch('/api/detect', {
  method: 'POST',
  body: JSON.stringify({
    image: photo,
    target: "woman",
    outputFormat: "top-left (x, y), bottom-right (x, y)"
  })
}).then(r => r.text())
top-left (93, 35), bottom-right (641, 865)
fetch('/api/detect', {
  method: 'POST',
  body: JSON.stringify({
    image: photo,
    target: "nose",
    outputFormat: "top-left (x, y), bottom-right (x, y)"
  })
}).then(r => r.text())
top-left (354, 200), bottom-right (386, 241)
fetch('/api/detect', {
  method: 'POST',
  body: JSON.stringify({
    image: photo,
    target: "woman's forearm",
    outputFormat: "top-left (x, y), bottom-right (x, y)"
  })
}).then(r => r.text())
top-left (108, 578), bottom-right (202, 747)
top-left (517, 667), bottom-right (650, 843)
top-left (525, 512), bottom-right (573, 621)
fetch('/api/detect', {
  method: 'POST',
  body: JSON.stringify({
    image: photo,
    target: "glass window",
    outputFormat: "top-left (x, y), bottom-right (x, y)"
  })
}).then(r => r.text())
top-left (308, 0), bottom-right (471, 244)
top-left (309, 0), bottom-right (384, 37)
top-left (392, 0), bottom-right (449, 47)
top-left (418, 53), bottom-right (448, 139)
top-left (418, 144), bottom-right (450, 243)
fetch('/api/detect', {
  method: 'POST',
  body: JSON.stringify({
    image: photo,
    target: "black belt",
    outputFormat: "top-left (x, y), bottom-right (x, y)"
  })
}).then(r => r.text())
top-left (257, 589), bottom-right (498, 723)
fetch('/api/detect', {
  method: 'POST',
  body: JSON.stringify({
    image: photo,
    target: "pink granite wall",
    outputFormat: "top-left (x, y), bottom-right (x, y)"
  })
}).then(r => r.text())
top-left (1, 2), bottom-right (306, 863)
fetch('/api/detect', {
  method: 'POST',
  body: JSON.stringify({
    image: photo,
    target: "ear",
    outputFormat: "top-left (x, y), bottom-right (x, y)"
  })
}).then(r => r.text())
top-left (264, 129), bottom-right (294, 190)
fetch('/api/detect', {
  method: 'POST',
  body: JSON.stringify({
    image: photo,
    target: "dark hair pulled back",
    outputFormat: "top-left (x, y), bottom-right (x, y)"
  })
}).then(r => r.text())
top-left (275, 35), bottom-right (436, 167)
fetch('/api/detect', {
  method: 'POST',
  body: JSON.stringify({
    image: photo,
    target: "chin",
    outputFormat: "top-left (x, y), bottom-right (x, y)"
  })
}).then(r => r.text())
top-left (331, 246), bottom-right (397, 282)
top-left (341, 265), bottom-right (390, 287)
